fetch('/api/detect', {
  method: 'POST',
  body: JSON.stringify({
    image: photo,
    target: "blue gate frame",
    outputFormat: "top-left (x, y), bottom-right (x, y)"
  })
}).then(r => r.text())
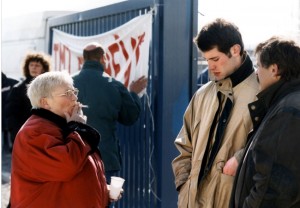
top-left (46, 0), bottom-right (198, 207)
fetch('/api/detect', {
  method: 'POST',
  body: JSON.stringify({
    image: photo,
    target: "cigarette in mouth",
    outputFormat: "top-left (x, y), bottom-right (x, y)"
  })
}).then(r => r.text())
top-left (79, 104), bottom-right (89, 108)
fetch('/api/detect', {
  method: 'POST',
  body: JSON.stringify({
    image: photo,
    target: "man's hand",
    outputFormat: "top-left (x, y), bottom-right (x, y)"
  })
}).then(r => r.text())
top-left (129, 76), bottom-right (148, 94)
top-left (223, 156), bottom-right (238, 176)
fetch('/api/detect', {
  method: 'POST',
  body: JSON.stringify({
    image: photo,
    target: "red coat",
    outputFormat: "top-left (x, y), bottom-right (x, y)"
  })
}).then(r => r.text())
top-left (11, 113), bottom-right (109, 208)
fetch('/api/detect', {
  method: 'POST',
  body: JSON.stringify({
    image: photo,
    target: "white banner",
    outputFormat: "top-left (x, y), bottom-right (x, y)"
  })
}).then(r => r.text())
top-left (52, 13), bottom-right (152, 87)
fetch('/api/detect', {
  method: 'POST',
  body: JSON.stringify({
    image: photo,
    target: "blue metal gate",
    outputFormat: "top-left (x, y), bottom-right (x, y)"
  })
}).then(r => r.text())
top-left (47, 0), bottom-right (198, 207)
top-left (47, 1), bottom-right (158, 207)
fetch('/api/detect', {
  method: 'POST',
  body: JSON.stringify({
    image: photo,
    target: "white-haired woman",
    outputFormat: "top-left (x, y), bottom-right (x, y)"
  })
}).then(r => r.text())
top-left (10, 71), bottom-right (113, 207)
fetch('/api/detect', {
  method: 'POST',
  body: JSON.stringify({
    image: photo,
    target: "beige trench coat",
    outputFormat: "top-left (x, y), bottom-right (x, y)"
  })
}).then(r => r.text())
top-left (172, 72), bottom-right (259, 208)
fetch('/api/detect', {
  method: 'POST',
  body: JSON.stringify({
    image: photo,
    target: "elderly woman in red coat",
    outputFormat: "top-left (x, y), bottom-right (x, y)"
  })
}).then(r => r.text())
top-left (10, 71), bottom-right (119, 207)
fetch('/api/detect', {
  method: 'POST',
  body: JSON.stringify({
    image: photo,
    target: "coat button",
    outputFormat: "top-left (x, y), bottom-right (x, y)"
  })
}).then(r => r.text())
top-left (251, 105), bottom-right (256, 110)
top-left (254, 117), bottom-right (259, 121)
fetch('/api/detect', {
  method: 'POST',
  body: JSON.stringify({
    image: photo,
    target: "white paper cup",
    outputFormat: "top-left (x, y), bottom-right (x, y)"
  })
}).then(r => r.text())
top-left (109, 176), bottom-right (125, 200)
top-left (110, 176), bottom-right (125, 188)
top-left (109, 185), bottom-right (122, 200)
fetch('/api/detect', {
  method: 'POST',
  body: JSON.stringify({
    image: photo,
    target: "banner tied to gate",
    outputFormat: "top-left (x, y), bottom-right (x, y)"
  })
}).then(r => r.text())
top-left (52, 13), bottom-right (152, 88)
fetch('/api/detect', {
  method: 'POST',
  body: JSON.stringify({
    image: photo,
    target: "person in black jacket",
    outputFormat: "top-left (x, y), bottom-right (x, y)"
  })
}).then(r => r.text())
top-left (6, 52), bottom-right (51, 149)
top-left (2, 72), bottom-right (18, 152)
top-left (230, 36), bottom-right (300, 207)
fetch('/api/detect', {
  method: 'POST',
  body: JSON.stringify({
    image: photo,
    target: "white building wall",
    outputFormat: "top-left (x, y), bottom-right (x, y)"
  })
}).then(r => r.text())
top-left (2, 11), bottom-right (74, 80)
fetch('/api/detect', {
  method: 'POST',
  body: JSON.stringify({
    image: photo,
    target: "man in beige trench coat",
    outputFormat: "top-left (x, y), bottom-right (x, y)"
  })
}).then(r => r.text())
top-left (172, 18), bottom-right (259, 208)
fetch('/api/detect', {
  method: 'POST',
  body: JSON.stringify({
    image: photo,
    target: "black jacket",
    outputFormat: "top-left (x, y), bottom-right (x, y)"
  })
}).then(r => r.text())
top-left (73, 60), bottom-right (142, 171)
top-left (2, 73), bottom-right (18, 130)
top-left (231, 79), bottom-right (300, 208)
top-left (6, 76), bottom-right (33, 140)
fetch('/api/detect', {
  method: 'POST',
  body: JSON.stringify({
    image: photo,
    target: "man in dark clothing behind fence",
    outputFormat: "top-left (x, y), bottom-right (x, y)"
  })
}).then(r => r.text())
top-left (73, 42), bottom-right (148, 181)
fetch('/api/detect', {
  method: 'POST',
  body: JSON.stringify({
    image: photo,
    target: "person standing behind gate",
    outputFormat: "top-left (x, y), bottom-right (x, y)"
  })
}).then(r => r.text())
top-left (2, 72), bottom-right (18, 152)
top-left (172, 18), bottom-right (259, 208)
top-left (73, 42), bottom-right (148, 181)
top-left (230, 37), bottom-right (300, 207)
top-left (6, 52), bottom-right (51, 148)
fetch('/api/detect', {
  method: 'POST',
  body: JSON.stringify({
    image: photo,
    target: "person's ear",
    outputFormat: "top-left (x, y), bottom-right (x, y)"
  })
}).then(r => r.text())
top-left (230, 44), bottom-right (241, 57)
top-left (271, 64), bottom-right (281, 80)
top-left (40, 97), bottom-right (51, 109)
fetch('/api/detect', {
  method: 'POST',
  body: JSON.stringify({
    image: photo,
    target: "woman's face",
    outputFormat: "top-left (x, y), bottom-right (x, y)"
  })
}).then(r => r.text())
top-left (44, 84), bottom-right (79, 118)
top-left (29, 61), bottom-right (44, 77)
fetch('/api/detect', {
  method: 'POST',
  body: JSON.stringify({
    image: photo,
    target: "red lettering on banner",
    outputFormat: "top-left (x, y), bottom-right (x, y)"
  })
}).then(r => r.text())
top-left (124, 62), bottom-right (131, 87)
top-left (104, 32), bottom-right (146, 87)
top-left (53, 43), bottom-right (72, 73)
top-left (106, 42), bottom-right (121, 76)
top-left (53, 30), bottom-right (147, 84)
top-left (53, 43), bottom-right (59, 70)
top-left (119, 38), bottom-right (129, 61)
top-left (135, 32), bottom-right (146, 64)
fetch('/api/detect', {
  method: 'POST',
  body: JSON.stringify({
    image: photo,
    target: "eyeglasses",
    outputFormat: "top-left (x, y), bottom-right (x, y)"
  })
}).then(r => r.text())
top-left (56, 88), bottom-right (79, 98)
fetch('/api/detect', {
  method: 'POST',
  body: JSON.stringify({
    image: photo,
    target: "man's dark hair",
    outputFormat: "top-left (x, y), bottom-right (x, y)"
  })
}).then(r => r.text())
top-left (194, 18), bottom-right (244, 56)
top-left (255, 37), bottom-right (300, 81)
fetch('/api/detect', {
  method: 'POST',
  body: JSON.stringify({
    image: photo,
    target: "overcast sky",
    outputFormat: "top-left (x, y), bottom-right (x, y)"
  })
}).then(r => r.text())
top-left (198, 0), bottom-right (300, 47)
top-left (1, 0), bottom-right (299, 47)
top-left (1, 0), bottom-right (125, 18)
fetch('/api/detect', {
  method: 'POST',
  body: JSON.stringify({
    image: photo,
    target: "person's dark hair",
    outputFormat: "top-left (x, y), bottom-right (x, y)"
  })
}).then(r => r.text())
top-left (23, 52), bottom-right (51, 77)
top-left (83, 46), bottom-right (105, 61)
top-left (254, 36), bottom-right (278, 56)
top-left (194, 18), bottom-right (244, 56)
top-left (255, 36), bottom-right (300, 81)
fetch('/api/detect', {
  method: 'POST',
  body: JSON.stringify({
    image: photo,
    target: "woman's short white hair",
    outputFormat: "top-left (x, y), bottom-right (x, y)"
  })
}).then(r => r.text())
top-left (27, 71), bottom-right (73, 108)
